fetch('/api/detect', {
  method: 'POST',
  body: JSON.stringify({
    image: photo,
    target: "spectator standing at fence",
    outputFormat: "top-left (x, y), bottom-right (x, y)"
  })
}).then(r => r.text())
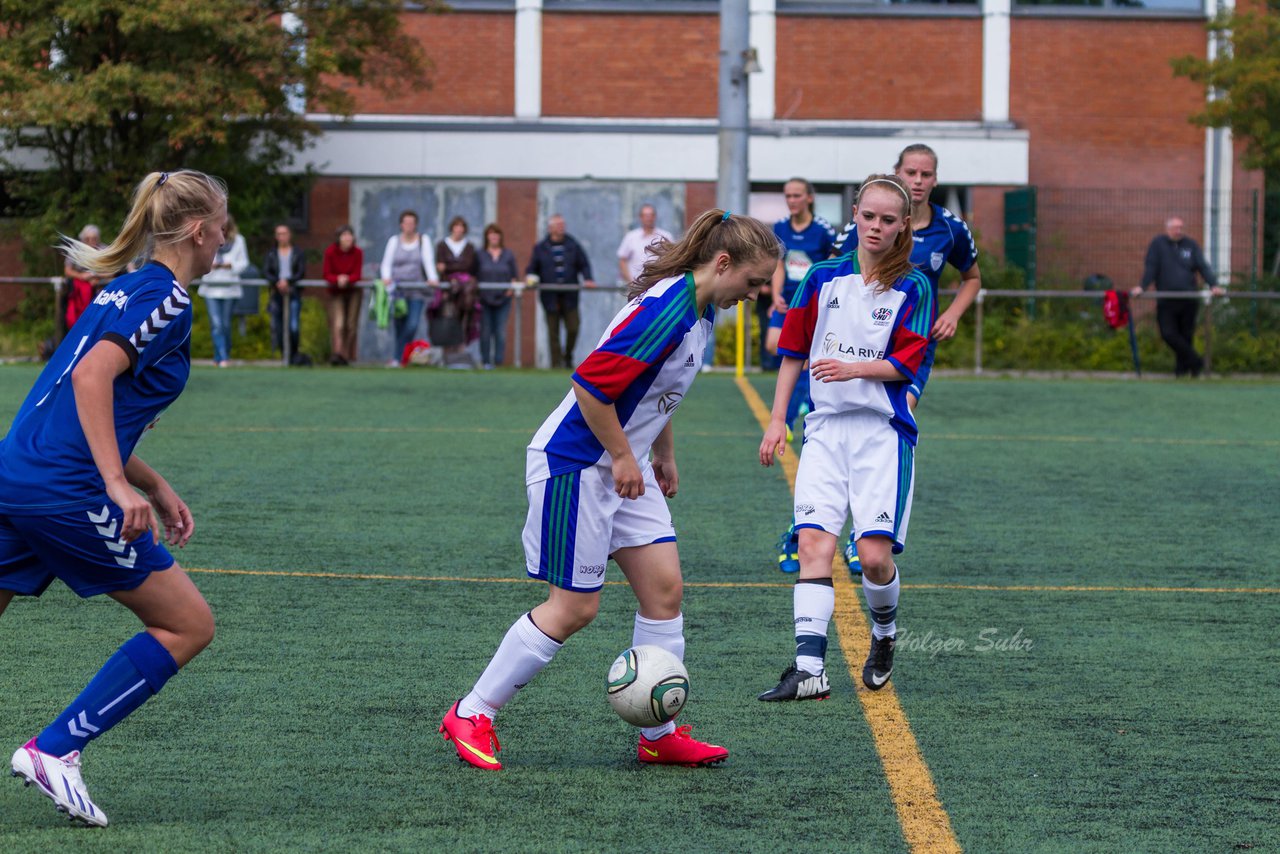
top-left (527, 214), bottom-right (595, 369)
top-left (616, 204), bottom-right (673, 286)
top-left (323, 225), bottom-right (363, 366)
top-left (1131, 216), bottom-right (1225, 378)
top-left (379, 210), bottom-right (438, 367)
top-left (262, 224), bottom-right (305, 362)
top-left (200, 215), bottom-right (248, 367)
top-left (477, 223), bottom-right (519, 369)
top-left (434, 216), bottom-right (480, 361)
top-left (63, 224), bottom-right (104, 330)
top-left (2, 169), bottom-right (222, 827)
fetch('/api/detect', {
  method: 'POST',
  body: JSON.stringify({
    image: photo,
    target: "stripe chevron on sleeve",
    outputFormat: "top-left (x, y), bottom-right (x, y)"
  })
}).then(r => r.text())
top-left (128, 286), bottom-right (190, 356)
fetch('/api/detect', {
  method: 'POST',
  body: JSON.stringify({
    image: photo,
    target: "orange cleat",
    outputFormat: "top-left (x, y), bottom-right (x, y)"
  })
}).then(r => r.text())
top-left (637, 725), bottom-right (728, 767)
top-left (440, 701), bottom-right (502, 770)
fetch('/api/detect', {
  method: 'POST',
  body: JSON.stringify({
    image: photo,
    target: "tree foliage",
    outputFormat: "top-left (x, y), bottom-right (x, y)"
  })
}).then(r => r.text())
top-left (1172, 3), bottom-right (1280, 175)
top-left (0, 0), bottom-right (434, 273)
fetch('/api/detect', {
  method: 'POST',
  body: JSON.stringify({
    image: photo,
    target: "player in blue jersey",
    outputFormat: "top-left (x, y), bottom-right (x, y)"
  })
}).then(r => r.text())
top-left (441, 209), bottom-right (781, 771)
top-left (758, 175), bottom-right (930, 700)
top-left (832, 144), bottom-right (981, 576)
top-left (2, 171), bottom-right (226, 827)
top-left (768, 179), bottom-right (836, 575)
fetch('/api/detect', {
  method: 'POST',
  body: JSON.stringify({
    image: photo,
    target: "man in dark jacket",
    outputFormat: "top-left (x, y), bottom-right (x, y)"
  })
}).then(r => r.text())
top-left (1131, 217), bottom-right (1224, 377)
top-left (526, 214), bottom-right (595, 369)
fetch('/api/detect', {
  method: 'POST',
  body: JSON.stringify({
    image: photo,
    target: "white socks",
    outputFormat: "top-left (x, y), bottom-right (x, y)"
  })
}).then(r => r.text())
top-left (862, 568), bottom-right (900, 640)
top-left (794, 579), bottom-right (835, 675)
top-left (633, 612), bottom-right (684, 741)
top-left (459, 613), bottom-right (562, 720)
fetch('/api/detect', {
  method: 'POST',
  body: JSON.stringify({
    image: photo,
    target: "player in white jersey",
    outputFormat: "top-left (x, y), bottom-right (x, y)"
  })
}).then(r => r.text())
top-left (441, 209), bottom-right (781, 770)
top-left (2, 171), bottom-right (225, 826)
top-left (757, 175), bottom-right (931, 700)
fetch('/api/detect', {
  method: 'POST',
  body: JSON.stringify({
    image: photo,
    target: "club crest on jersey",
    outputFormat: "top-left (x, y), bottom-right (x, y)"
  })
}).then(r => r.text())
top-left (930, 252), bottom-right (944, 271)
top-left (657, 391), bottom-right (683, 414)
top-left (871, 306), bottom-right (893, 327)
top-left (93, 289), bottom-right (129, 311)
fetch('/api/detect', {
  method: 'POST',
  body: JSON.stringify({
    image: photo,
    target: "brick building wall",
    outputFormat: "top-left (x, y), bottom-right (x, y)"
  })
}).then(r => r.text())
top-left (541, 13), bottom-right (718, 118)
top-left (775, 16), bottom-right (983, 121)
top-left (339, 11), bottom-right (514, 116)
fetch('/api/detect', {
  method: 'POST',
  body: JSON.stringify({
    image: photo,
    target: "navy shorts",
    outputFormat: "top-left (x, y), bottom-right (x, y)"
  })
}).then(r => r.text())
top-left (768, 308), bottom-right (787, 330)
top-left (908, 339), bottom-right (938, 400)
top-left (0, 501), bottom-right (175, 598)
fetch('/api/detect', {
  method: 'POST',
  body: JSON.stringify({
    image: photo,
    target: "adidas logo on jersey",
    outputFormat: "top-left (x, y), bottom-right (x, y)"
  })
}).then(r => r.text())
top-left (875, 511), bottom-right (893, 524)
top-left (826, 296), bottom-right (840, 309)
top-left (684, 354), bottom-right (695, 367)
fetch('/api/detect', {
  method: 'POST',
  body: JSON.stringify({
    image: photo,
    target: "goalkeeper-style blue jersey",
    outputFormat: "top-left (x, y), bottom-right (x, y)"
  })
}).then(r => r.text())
top-left (0, 261), bottom-right (192, 513)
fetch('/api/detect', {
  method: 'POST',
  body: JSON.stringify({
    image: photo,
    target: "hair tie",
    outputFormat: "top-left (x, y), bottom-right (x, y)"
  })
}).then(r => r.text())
top-left (157, 172), bottom-right (169, 187)
top-left (721, 211), bottom-right (731, 222)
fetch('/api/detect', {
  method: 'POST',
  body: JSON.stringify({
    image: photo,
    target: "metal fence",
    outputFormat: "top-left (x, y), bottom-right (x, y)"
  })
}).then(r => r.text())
top-left (5, 277), bottom-right (1278, 375)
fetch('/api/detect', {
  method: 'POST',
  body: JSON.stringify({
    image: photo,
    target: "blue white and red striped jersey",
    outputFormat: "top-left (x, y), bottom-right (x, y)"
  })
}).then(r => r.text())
top-left (526, 273), bottom-right (711, 483)
top-left (0, 261), bottom-right (192, 513)
top-left (778, 255), bottom-right (931, 445)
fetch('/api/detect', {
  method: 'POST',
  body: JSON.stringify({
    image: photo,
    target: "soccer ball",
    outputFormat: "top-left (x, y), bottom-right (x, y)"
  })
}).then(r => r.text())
top-left (605, 645), bottom-right (689, 727)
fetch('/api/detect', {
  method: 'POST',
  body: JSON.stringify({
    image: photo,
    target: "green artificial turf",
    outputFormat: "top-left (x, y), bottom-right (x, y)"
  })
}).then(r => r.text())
top-left (0, 366), bottom-right (1276, 852)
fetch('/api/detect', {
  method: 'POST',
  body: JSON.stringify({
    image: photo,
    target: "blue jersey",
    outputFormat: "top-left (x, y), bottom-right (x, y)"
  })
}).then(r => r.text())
top-left (833, 202), bottom-right (978, 302)
top-left (773, 216), bottom-right (837, 305)
top-left (0, 262), bottom-right (192, 513)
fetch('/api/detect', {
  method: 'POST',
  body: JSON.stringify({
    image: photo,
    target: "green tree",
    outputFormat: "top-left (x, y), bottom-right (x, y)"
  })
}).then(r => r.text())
top-left (1173, 3), bottom-right (1280, 274)
top-left (0, 0), bottom-right (434, 275)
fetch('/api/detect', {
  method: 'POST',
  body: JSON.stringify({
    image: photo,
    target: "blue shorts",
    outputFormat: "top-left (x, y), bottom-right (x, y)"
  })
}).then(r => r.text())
top-left (908, 339), bottom-right (938, 400)
top-left (0, 502), bottom-right (175, 598)
top-left (768, 308), bottom-right (787, 330)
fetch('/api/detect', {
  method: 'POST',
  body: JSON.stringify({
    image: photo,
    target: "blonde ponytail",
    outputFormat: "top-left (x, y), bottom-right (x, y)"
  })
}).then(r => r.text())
top-left (61, 170), bottom-right (228, 276)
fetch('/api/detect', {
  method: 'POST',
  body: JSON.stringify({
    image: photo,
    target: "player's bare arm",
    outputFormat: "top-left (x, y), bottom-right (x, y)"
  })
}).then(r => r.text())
top-left (810, 357), bottom-right (908, 384)
top-left (760, 357), bottom-right (804, 466)
top-left (651, 422), bottom-right (678, 498)
top-left (933, 263), bottom-right (981, 340)
top-left (71, 339), bottom-right (154, 543)
top-left (572, 380), bottom-right (643, 498)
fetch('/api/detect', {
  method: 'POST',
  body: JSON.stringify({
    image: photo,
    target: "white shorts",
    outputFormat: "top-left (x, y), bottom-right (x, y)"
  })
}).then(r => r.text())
top-left (523, 462), bottom-right (676, 592)
top-left (794, 409), bottom-right (914, 554)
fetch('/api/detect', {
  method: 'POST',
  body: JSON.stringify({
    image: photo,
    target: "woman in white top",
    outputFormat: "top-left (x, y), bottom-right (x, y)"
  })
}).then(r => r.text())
top-left (379, 210), bottom-right (439, 366)
top-left (199, 215), bottom-right (249, 367)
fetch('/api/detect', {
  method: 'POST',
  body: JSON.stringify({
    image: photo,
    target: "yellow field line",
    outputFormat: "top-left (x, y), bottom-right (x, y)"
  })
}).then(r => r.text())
top-left (734, 376), bottom-right (961, 854)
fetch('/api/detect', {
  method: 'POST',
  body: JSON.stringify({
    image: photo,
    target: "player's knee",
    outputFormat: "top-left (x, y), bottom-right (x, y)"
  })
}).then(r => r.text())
top-left (184, 599), bottom-right (216, 657)
top-left (859, 551), bottom-right (896, 583)
top-left (796, 532), bottom-right (836, 571)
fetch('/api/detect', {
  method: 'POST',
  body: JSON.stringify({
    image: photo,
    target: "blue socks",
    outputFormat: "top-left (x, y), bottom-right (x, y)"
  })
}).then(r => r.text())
top-left (36, 632), bottom-right (178, 757)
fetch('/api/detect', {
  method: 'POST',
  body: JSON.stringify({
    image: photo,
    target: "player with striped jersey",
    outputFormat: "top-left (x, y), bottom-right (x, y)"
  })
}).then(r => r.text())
top-left (758, 175), bottom-right (930, 700)
top-left (3, 171), bottom-right (224, 826)
top-left (832, 144), bottom-right (981, 576)
top-left (442, 209), bottom-right (781, 770)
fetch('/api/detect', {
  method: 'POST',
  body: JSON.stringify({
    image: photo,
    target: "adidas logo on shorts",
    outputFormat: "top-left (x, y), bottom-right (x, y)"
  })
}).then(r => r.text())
top-left (684, 354), bottom-right (695, 367)
top-left (875, 511), bottom-right (893, 524)
top-left (826, 296), bottom-right (840, 309)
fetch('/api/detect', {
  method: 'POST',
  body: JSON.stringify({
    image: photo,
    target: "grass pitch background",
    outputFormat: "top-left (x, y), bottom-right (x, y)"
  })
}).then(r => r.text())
top-left (0, 367), bottom-right (1276, 852)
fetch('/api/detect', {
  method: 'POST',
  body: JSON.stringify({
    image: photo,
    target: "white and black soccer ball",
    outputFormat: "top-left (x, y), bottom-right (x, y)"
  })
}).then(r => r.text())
top-left (605, 645), bottom-right (689, 727)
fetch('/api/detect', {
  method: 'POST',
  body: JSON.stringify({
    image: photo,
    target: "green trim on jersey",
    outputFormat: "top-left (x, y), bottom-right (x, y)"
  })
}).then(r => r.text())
top-left (901, 269), bottom-right (934, 338)
top-left (626, 273), bottom-right (696, 363)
